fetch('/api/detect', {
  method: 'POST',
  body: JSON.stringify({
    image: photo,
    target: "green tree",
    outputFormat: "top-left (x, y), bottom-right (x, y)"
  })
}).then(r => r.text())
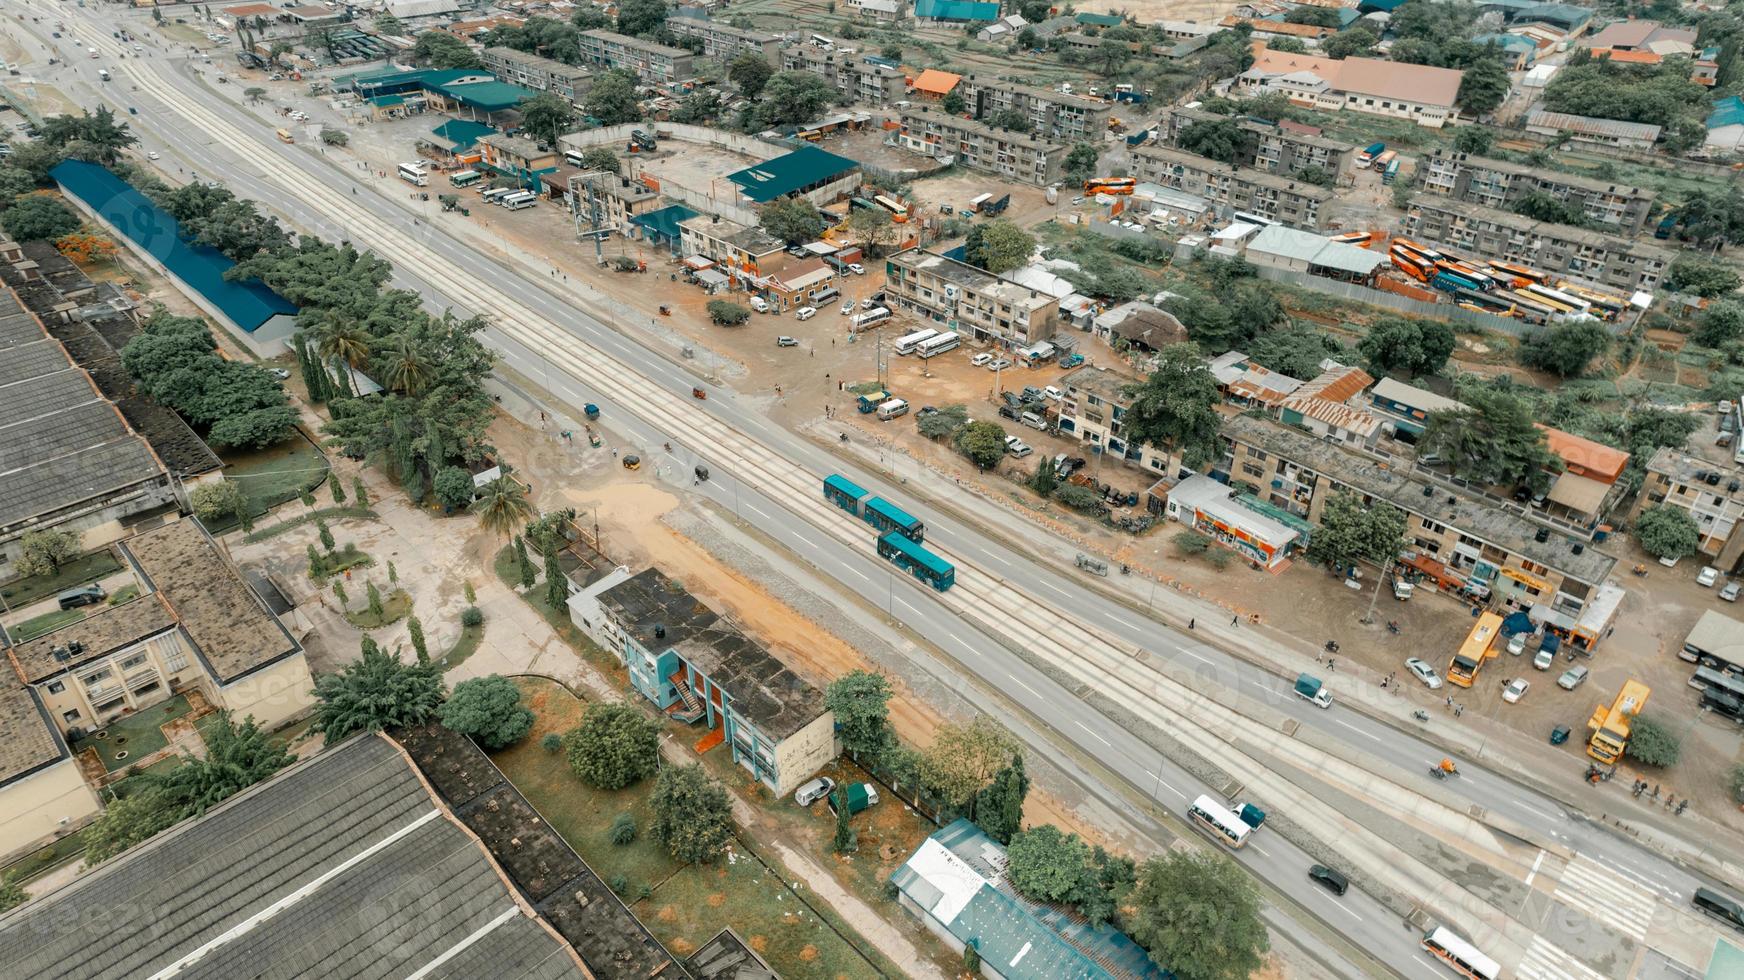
top-left (434, 466), bottom-right (475, 511)
top-left (406, 613), bottom-right (428, 662)
top-left (1176, 117), bottom-right (1254, 165)
top-left (988, 108), bottom-right (1032, 132)
top-left (157, 713), bottom-right (293, 814)
top-left (1728, 763), bottom-right (1744, 804)
top-left (919, 715), bottom-right (1019, 812)
top-left (1092, 38), bottom-right (1131, 76)
top-left (1635, 504), bottom-right (1699, 560)
top-left (917, 404), bottom-right (970, 441)
top-left (3, 195), bottom-right (80, 241)
top-left (651, 762), bottom-right (734, 863)
top-left (1624, 714), bottom-right (1680, 767)
top-left (366, 580), bottom-right (385, 618)
top-left (316, 517), bottom-right (335, 551)
top-left (1029, 455), bottom-right (1058, 496)
top-left (954, 420), bottom-right (1009, 469)
top-left (13, 528), bottom-right (80, 578)
top-left (514, 534), bottom-right (537, 588)
top-left (728, 51), bottom-right (774, 96)
top-left (831, 788), bottom-right (857, 853)
top-left (1120, 344), bottom-right (1224, 469)
top-left (846, 206), bottom-right (898, 256)
top-left (963, 220), bottom-right (1035, 274)
top-left (1358, 316), bottom-right (1455, 378)
top-left (441, 675), bottom-right (536, 750)
top-left (520, 93), bottom-right (578, 147)
top-left (585, 69), bottom-right (642, 126)
top-left (310, 639), bottom-right (446, 741)
top-left (974, 754), bottom-right (1029, 845)
top-left (35, 106), bottom-right (137, 163)
top-left (83, 788), bottom-right (181, 864)
top-left (1668, 255), bottom-right (1742, 298)
top-left (564, 702), bottom-right (660, 789)
top-left (0, 873), bottom-right (26, 913)
top-left (1456, 51), bottom-right (1510, 115)
top-left (474, 477), bottom-right (535, 539)
top-left (353, 476), bottom-right (370, 507)
top-left (1285, 4), bottom-right (1340, 26)
top-left (758, 70), bottom-right (837, 127)
top-left (413, 30), bottom-right (482, 68)
top-left (579, 146), bottom-right (620, 174)
top-left (941, 88), bottom-right (968, 114)
top-left (1519, 321), bottom-right (1610, 378)
top-left (963, 943), bottom-right (981, 974)
top-left (610, 812), bottom-right (637, 843)
top-left (1698, 300), bottom-right (1744, 347)
top-left (1322, 25), bottom-right (1377, 59)
top-left (544, 548), bottom-right (566, 608)
top-left (825, 669), bottom-right (894, 756)
top-left (1128, 851), bottom-right (1269, 980)
top-left (1064, 142), bottom-right (1101, 185)
top-left (1512, 190), bottom-right (1592, 228)
top-left (1420, 386), bottom-right (1559, 492)
top-left (759, 198), bottom-right (828, 245)
top-left (707, 300), bottom-right (751, 325)
top-left (1451, 125), bottom-right (1494, 154)
top-left (374, 12), bottom-right (405, 34)
top-left (616, 0), bottom-right (668, 37)
top-left (1007, 824), bottom-right (1091, 903)
top-left (0, 167), bottom-right (36, 201)
top-left (329, 475), bottom-right (348, 505)
top-left (1309, 491), bottom-right (1408, 621)
top-left (1249, 324), bottom-right (1347, 379)
top-left (243, 86), bottom-right (267, 104)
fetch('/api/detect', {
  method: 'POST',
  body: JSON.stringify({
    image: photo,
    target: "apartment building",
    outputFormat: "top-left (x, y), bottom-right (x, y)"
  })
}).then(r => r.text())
top-left (843, 0), bottom-right (906, 21)
top-left (1161, 107), bottom-right (1358, 183)
top-left (1130, 144), bottom-right (1335, 229)
top-left (666, 16), bottom-right (781, 65)
top-left (577, 29), bottom-right (697, 87)
top-left (1220, 414), bottom-right (1619, 612)
top-left (1634, 447), bottom-right (1744, 570)
top-left (957, 74), bottom-right (1113, 143)
top-left (572, 172), bottom-right (663, 233)
top-left (781, 44), bottom-right (907, 106)
top-left (1404, 194), bottom-right (1674, 292)
top-left (479, 46), bottom-right (593, 103)
top-left (678, 214), bottom-right (786, 273)
top-left (897, 106), bottom-right (1066, 185)
top-left (1054, 365), bottom-right (1177, 474)
top-left (884, 248), bottom-right (1060, 348)
top-left (1416, 149), bottom-right (1656, 235)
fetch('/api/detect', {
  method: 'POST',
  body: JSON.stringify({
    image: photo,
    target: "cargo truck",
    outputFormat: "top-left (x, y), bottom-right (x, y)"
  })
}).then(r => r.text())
top-left (1294, 673), bottom-right (1332, 708)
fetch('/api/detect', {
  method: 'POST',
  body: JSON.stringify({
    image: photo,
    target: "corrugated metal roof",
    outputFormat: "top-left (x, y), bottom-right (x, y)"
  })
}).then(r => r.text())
top-left (913, 0), bottom-right (1001, 19)
top-left (726, 145), bottom-right (858, 203)
top-left (1525, 104), bottom-right (1662, 141)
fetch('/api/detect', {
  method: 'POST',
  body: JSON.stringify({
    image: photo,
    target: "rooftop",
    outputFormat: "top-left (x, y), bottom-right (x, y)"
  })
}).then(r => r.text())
top-left (682, 215), bottom-right (786, 255)
top-left (431, 117), bottom-right (497, 150)
top-left (1587, 19), bottom-right (1695, 50)
top-left (1370, 376), bottom-right (1467, 415)
top-left (911, 68), bottom-right (964, 95)
top-left (437, 79), bottom-right (539, 111)
top-left (1540, 425), bottom-right (1629, 483)
top-left (7, 593), bottom-right (178, 684)
top-left (1709, 95), bottom-right (1744, 131)
top-left (913, 0), bottom-right (1002, 19)
top-left (581, 28), bottom-right (695, 59)
top-left (1525, 104), bottom-right (1663, 142)
top-left (1409, 194), bottom-right (1677, 256)
top-left (1062, 364), bottom-right (1138, 404)
top-left (0, 735), bottom-right (591, 980)
top-left (0, 684), bottom-right (62, 788)
top-left (1422, 149), bottom-right (1650, 198)
top-left (1247, 224), bottom-right (1385, 276)
top-left (1223, 414), bottom-right (1619, 585)
top-left (903, 106), bottom-right (1062, 153)
top-left (482, 44), bottom-right (594, 78)
top-left (890, 248), bottom-right (1056, 308)
top-left (1249, 49), bottom-right (1463, 108)
top-left (478, 132), bottom-right (551, 160)
top-left (726, 145), bottom-right (860, 204)
top-left (1172, 474), bottom-right (1304, 546)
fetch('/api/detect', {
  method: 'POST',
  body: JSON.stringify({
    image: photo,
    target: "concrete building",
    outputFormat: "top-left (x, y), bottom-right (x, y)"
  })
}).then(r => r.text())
top-left (897, 106), bottom-right (1067, 186)
top-left (957, 75), bottom-right (1113, 143)
top-left (479, 46), bottom-right (594, 103)
top-left (1541, 426), bottom-right (1630, 528)
top-left (1055, 365), bottom-right (1176, 475)
top-left (1635, 447), bottom-right (1744, 569)
top-left (0, 735), bottom-right (598, 979)
top-left (781, 44), bottom-right (907, 106)
top-left (1415, 149), bottom-right (1656, 235)
top-left (679, 215), bottom-right (787, 274)
top-left (1524, 105), bottom-right (1661, 149)
top-left (892, 819), bottom-right (1169, 980)
top-left (1130, 144), bottom-right (1335, 230)
top-left (1403, 194), bottom-right (1675, 292)
top-left (1220, 414), bottom-right (1619, 611)
top-left (1705, 95), bottom-right (1744, 154)
top-left (1237, 49), bottom-right (1464, 128)
top-left (1366, 376), bottom-right (1466, 439)
top-left (592, 568), bottom-right (836, 796)
top-left (884, 249), bottom-right (1061, 349)
top-left (724, 144), bottom-right (863, 208)
top-left (666, 16), bottom-right (781, 65)
top-left (577, 29), bottom-right (697, 87)
top-left (1244, 223), bottom-right (1386, 281)
top-left (569, 172), bottom-right (664, 233)
top-left (1161, 106), bottom-right (1359, 183)
top-left (1165, 474), bottom-right (1303, 570)
top-left (843, 0), bottom-right (906, 21)
top-left (476, 132), bottom-right (559, 183)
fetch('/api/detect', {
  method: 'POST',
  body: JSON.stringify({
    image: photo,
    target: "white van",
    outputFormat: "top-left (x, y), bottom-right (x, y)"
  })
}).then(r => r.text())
top-left (749, 296), bottom-right (770, 313)
top-left (876, 398), bottom-right (909, 420)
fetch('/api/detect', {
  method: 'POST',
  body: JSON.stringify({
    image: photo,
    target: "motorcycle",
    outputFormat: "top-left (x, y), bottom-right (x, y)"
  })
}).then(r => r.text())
top-left (1411, 710), bottom-right (1429, 722)
top-left (1386, 621), bottom-right (1402, 635)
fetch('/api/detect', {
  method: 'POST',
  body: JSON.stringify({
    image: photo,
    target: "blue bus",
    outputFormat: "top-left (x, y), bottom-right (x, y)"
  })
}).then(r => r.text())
top-left (824, 474), bottom-right (869, 514)
top-left (877, 531), bottom-right (954, 591)
top-left (864, 496), bottom-right (924, 542)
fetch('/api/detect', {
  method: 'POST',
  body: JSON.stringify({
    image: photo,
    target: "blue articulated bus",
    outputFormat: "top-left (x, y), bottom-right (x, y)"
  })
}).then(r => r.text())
top-left (824, 474), bottom-right (870, 514)
top-left (877, 531), bottom-right (955, 591)
top-left (863, 496), bottom-right (925, 542)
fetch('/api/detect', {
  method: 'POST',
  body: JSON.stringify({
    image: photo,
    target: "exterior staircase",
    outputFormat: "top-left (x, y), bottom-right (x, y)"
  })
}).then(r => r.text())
top-left (666, 671), bottom-right (705, 724)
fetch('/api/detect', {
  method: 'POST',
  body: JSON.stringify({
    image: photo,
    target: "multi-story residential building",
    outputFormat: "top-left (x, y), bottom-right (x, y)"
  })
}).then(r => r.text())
top-left (476, 133), bottom-right (559, 182)
top-left (1130, 144), bottom-right (1334, 229)
top-left (577, 29), bottom-right (696, 87)
top-left (1055, 365), bottom-right (1176, 474)
top-left (884, 249), bottom-right (1061, 349)
top-left (1219, 414), bottom-right (1620, 617)
top-left (1404, 194), bottom-right (1675, 292)
top-left (1634, 447), bottom-right (1744, 569)
top-left (570, 172), bottom-right (663, 233)
top-left (588, 568), bottom-right (836, 796)
top-left (781, 44), bottom-right (906, 106)
top-left (479, 46), bottom-right (594, 103)
top-left (1416, 149), bottom-right (1656, 235)
top-left (666, 16), bottom-right (781, 65)
top-left (897, 106), bottom-right (1067, 185)
top-left (678, 214), bottom-right (786, 273)
top-left (1237, 49), bottom-right (1465, 128)
top-left (1161, 106), bottom-right (1358, 183)
top-left (842, 0), bottom-right (905, 21)
top-left (957, 75), bottom-right (1113, 143)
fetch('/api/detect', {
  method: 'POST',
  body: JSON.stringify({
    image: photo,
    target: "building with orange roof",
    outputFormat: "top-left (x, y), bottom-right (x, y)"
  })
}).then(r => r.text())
top-left (1539, 425), bottom-right (1630, 525)
top-left (910, 69), bottom-right (963, 100)
top-left (1237, 46), bottom-right (1463, 128)
top-left (1221, 16), bottom-right (1334, 39)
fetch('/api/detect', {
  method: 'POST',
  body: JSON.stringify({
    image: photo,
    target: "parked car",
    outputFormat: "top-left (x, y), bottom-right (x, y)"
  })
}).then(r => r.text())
top-left (986, 358), bottom-right (1011, 371)
top-left (971, 352), bottom-right (993, 367)
top-left (794, 777), bottom-right (835, 807)
top-left (1659, 554), bottom-right (1682, 568)
top-left (1004, 435), bottom-right (1032, 458)
top-left (269, 367), bottom-right (290, 380)
top-left (776, 336), bottom-right (799, 347)
top-left (1502, 678), bottom-right (1530, 703)
top-left (57, 585), bottom-right (106, 610)
top-left (147, 151), bottom-right (159, 160)
top-left (847, 262), bottom-right (865, 275)
top-left (827, 782), bottom-right (879, 815)
top-left (1507, 632), bottom-right (1527, 656)
top-left (1724, 582), bottom-right (1741, 603)
top-left (1405, 657), bottom-right (1441, 690)
top-left (1020, 412), bottom-right (1047, 431)
top-left (1308, 864), bottom-right (1349, 896)
top-left (1044, 385), bottom-right (1065, 401)
top-left (1557, 665), bottom-right (1590, 690)
top-left (839, 302), bottom-right (854, 315)
top-left (1700, 566), bottom-right (1721, 587)
top-left (795, 306), bottom-right (816, 320)
top-left (998, 406), bottom-right (1018, 422)
top-left (1021, 385), bottom-right (1045, 402)
top-left (1533, 648), bottom-right (1555, 670)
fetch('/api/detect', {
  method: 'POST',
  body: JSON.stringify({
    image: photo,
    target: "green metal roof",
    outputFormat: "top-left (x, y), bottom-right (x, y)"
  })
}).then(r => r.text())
top-left (431, 118), bottom-right (497, 150)
top-left (436, 79), bottom-right (538, 112)
top-left (1710, 96), bottom-right (1744, 132)
top-left (1075, 11), bottom-right (1124, 26)
top-left (726, 145), bottom-right (859, 204)
top-left (913, 0), bottom-right (1001, 20)
top-left (631, 203), bottom-right (700, 240)
top-left (369, 94), bottom-right (406, 107)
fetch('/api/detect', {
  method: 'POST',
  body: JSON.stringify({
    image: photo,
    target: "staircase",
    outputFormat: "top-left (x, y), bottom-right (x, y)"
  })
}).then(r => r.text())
top-left (666, 672), bottom-right (705, 724)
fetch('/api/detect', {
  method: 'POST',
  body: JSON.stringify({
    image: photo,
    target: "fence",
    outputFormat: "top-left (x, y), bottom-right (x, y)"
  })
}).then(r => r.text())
top-left (846, 748), bottom-right (956, 828)
top-left (1245, 264), bottom-right (1545, 337)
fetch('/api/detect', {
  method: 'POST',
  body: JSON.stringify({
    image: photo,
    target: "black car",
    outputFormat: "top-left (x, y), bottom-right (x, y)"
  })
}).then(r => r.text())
top-left (1308, 864), bottom-right (1348, 896)
top-left (57, 585), bottom-right (106, 610)
top-left (998, 405), bottom-right (1019, 422)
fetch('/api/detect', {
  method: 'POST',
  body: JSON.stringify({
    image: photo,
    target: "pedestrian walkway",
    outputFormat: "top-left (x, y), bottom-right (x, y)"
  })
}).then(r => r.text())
top-left (1552, 852), bottom-right (1658, 943)
top-left (1518, 935), bottom-right (1609, 980)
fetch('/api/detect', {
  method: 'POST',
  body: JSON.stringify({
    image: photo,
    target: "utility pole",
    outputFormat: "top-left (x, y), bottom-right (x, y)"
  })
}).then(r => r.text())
top-left (565, 169), bottom-right (614, 263)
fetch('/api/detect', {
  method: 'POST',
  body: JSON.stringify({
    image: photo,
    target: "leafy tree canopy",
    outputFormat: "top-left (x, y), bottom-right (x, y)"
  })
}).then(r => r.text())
top-left (442, 675), bottom-right (536, 749)
top-left (919, 715), bottom-right (1020, 809)
top-left (1419, 385), bottom-right (1559, 492)
top-left (1128, 851), bottom-right (1269, 980)
top-left (964, 220), bottom-right (1035, 275)
top-left (1248, 324), bottom-right (1348, 379)
top-left (1635, 504), bottom-right (1699, 560)
top-left (1120, 344), bottom-right (1224, 468)
top-left (1357, 315), bottom-right (1455, 378)
top-left (1667, 255), bottom-right (1742, 298)
top-left (311, 639), bottom-right (446, 742)
top-left (651, 762), bottom-right (734, 863)
top-left (758, 70), bottom-right (837, 127)
top-left (413, 30), bottom-right (482, 68)
top-left (824, 669), bottom-right (894, 756)
top-left (728, 51), bottom-right (774, 96)
top-left (1519, 320), bottom-right (1610, 378)
top-left (585, 69), bottom-right (642, 126)
top-left (564, 702), bottom-right (661, 789)
top-left (2, 195), bottom-right (80, 242)
top-left (759, 197), bottom-right (828, 245)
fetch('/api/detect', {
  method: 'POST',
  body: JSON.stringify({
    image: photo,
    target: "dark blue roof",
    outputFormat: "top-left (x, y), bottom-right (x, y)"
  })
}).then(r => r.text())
top-left (726, 145), bottom-right (859, 203)
top-left (631, 203), bottom-right (700, 240)
top-left (50, 160), bottom-right (297, 333)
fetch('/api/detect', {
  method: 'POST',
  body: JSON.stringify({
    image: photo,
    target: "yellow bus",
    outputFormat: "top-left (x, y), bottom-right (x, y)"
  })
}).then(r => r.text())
top-left (1448, 612), bottom-right (1502, 688)
top-left (1587, 680), bottom-right (1649, 764)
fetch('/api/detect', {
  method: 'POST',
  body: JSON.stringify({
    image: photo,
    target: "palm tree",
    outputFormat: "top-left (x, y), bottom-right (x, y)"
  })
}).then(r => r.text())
top-left (316, 320), bottom-right (372, 397)
top-left (379, 336), bottom-right (433, 396)
top-left (473, 477), bottom-right (535, 538)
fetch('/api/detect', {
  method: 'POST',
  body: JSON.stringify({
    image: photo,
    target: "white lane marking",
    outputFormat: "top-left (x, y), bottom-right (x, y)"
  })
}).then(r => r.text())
top-left (839, 564), bottom-right (871, 584)
top-left (1005, 674), bottom-right (1042, 699)
top-left (1523, 849), bottom-right (1546, 888)
top-left (1074, 720), bottom-right (1112, 747)
top-left (1248, 843), bottom-right (1271, 858)
top-left (1511, 800), bottom-right (1558, 822)
top-left (1040, 580), bottom-right (1072, 598)
top-left (1326, 899), bottom-right (1363, 923)
top-left (1517, 934), bottom-right (1608, 980)
top-left (1330, 718), bottom-right (1382, 743)
top-left (1552, 852), bottom-right (1655, 942)
top-left (1143, 769), bottom-right (1181, 798)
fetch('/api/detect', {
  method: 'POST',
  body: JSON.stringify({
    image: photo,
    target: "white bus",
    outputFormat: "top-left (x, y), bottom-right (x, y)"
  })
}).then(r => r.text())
top-left (876, 398), bottom-right (909, 420)
top-left (916, 331), bottom-right (961, 359)
top-left (563, 148), bottom-right (587, 168)
top-left (893, 328), bottom-right (939, 355)
top-left (481, 187), bottom-right (515, 205)
top-left (502, 191), bottom-right (538, 210)
top-left (1523, 283), bottom-right (1590, 313)
top-left (851, 307), bottom-right (891, 330)
top-left (1187, 795), bottom-right (1251, 849)
top-left (397, 162), bottom-right (428, 187)
top-left (1421, 928), bottom-right (1499, 980)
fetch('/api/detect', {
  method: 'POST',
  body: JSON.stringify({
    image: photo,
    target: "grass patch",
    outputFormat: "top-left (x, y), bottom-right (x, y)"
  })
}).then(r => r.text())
top-left (209, 432), bottom-right (331, 532)
top-left (310, 543), bottom-right (374, 582)
top-left (437, 622), bottom-right (486, 672)
top-left (494, 678), bottom-right (894, 978)
top-left (107, 756), bottom-right (186, 800)
top-left (0, 551), bottom-right (124, 609)
top-left (69, 695), bottom-right (192, 773)
top-left (0, 827), bottom-right (90, 883)
top-left (343, 589), bottom-right (413, 629)
top-left (10, 606), bottom-right (91, 642)
top-left (242, 506), bottom-right (378, 543)
top-left (494, 546), bottom-right (624, 680)
top-left (106, 585), bottom-right (140, 606)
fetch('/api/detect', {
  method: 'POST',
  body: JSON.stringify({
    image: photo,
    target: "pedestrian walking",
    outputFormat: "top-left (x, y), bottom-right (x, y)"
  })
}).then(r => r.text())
top-left (1454, 704), bottom-right (1464, 717)
top-left (1188, 618), bottom-right (1195, 630)
top-left (1231, 615), bottom-right (1239, 627)
top-left (1327, 659), bottom-right (1336, 672)
top-left (1445, 696), bottom-right (1453, 708)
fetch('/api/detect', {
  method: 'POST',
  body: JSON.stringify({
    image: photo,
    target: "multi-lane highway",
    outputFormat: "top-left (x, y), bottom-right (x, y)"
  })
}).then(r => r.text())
top-left (13, 9), bottom-right (1733, 976)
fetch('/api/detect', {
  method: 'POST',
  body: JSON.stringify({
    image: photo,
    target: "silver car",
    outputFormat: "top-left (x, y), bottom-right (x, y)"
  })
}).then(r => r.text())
top-left (794, 776), bottom-right (835, 806)
top-left (1557, 665), bottom-right (1590, 690)
top-left (1405, 657), bottom-right (1442, 690)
